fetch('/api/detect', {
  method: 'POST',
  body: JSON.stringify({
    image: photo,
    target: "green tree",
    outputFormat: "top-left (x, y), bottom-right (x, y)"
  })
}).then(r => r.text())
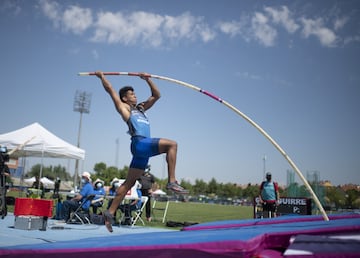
top-left (345, 189), bottom-right (360, 209)
top-left (325, 186), bottom-right (345, 210)
top-left (221, 183), bottom-right (240, 198)
top-left (93, 162), bottom-right (128, 185)
top-left (193, 179), bottom-right (207, 195)
top-left (298, 185), bottom-right (309, 197)
top-left (179, 179), bottom-right (192, 194)
top-left (93, 162), bottom-right (107, 177)
top-left (243, 183), bottom-right (259, 200)
top-left (49, 165), bottom-right (71, 181)
top-left (27, 164), bottom-right (71, 181)
top-left (207, 178), bottom-right (218, 195)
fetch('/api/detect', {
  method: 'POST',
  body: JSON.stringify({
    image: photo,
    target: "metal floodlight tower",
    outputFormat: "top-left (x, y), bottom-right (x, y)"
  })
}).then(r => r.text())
top-left (263, 155), bottom-right (267, 179)
top-left (115, 138), bottom-right (119, 168)
top-left (73, 90), bottom-right (91, 190)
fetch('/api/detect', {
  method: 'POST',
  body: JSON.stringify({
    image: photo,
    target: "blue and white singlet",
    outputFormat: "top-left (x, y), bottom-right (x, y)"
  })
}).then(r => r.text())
top-left (127, 106), bottom-right (150, 137)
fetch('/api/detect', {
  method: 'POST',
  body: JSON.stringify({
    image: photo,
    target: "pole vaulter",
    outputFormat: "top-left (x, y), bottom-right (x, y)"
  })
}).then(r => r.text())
top-left (79, 71), bottom-right (329, 221)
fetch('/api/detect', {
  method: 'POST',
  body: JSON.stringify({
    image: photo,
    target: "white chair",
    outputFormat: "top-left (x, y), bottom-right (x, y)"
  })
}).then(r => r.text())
top-left (152, 196), bottom-right (169, 223)
top-left (119, 196), bottom-right (148, 227)
top-left (131, 196), bottom-right (148, 226)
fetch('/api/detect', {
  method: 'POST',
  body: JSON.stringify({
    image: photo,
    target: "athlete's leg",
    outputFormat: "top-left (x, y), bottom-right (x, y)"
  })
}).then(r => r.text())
top-left (262, 203), bottom-right (270, 218)
top-left (271, 203), bottom-right (277, 218)
top-left (129, 136), bottom-right (187, 194)
top-left (158, 138), bottom-right (188, 194)
top-left (157, 138), bottom-right (177, 183)
top-left (104, 167), bottom-right (143, 232)
top-left (108, 168), bottom-right (143, 215)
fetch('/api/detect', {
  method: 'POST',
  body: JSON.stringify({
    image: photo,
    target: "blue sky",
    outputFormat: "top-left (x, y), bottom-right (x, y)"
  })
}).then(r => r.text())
top-left (1, 0), bottom-right (359, 186)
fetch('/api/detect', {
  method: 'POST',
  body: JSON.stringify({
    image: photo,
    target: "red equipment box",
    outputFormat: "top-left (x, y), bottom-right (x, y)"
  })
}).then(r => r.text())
top-left (14, 198), bottom-right (53, 217)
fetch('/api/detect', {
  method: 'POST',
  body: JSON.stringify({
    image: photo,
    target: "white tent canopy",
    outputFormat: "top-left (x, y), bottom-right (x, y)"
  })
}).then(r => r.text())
top-left (152, 189), bottom-right (167, 195)
top-left (0, 122), bottom-right (85, 160)
top-left (23, 176), bottom-right (55, 188)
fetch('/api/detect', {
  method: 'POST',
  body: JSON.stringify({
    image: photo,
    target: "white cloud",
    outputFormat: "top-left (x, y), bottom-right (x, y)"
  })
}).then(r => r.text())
top-left (199, 25), bottom-right (217, 42)
top-left (1, 0), bottom-right (22, 15)
top-left (218, 6), bottom-right (298, 47)
top-left (218, 5), bottom-right (348, 48)
top-left (164, 12), bottom-right (216, 42)
top-left (218, 11), bottom-right (278, 47)
top-left (38, 0), bottom-right (92, 34)
top-left (251, 12), bottom-right (277, 47)
top-left (334, 16), bottom-right (348, 31)
top-left (163, 13), bottom-right (196, 39)
top-left (236, 71), bottom-right (262, 81)
top-left (264, 6), bottom-right (299, 33)
top-left (344, 35), bottom-right (360, 45)
top-left (38, 0), bottom-right (215, 48)
top-left (37, 1), bottom-right (353, 49)
top-left (91, 11), bottom-right (215, 47)
top-left (300, 17), bottom-right (337, 47)
top-left (92, 11), bottom-right (164, 47)
top-left (134, 11), bottom-right (164, 46)
top-left (217, 15), bottom-right (253, 43)
top-left (62, 5), bottom-right (92, 35)
top-left (217, 20), bottom-right (242, 37)
top-left (38, 0), bottom-right (61, 28)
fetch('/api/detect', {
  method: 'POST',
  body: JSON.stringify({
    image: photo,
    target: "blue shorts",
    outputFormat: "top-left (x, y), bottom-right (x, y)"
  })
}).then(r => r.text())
top-left (130, 136), bottom-right (160, 170)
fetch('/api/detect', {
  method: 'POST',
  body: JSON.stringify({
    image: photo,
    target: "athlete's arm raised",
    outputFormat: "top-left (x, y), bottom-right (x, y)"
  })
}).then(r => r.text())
top-left (138, 73), bottom-right (161, 111)
top-left (95, 71), bottom-right (131, 122)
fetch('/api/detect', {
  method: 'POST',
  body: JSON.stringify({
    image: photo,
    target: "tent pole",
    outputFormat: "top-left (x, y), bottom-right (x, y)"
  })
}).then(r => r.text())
top-left (38, 148), bottom-right (44, 195)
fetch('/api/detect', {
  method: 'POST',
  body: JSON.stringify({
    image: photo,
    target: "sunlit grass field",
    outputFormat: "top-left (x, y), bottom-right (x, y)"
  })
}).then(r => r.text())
top-left (6, 191), bottom-right (254, 229)
top-left (113, 200), bottom-right (254, 228)
top-left (155, 201), bottom-right (253, 223)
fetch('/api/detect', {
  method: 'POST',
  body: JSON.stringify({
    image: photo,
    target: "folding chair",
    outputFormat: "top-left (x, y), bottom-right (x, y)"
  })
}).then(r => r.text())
top-left (119, 196), bottom-right (148, 227)
top-left (152, 196), bottom-right (169, 223)
top-left (131, 196), bottom-right (148, 226)
top-left (67, 194), bottom-right (95, 224)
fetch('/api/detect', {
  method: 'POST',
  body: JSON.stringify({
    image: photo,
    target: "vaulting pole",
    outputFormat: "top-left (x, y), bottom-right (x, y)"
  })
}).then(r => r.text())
top-left (7, 136), bottom-right (36, 156)
top-left (79, 71), bottom-right (329, 221)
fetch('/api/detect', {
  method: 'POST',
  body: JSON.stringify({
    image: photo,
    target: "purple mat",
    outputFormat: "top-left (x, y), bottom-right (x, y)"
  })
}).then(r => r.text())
top-left (182, 213), bottom-right (360, 231)
top-left (1, 213), bottom-right (359, 258)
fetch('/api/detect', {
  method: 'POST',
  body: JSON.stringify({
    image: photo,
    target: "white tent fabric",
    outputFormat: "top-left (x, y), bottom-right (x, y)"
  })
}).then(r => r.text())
top-left (40, 177), bottom-right (55, 187)
top-left (23, 176), bottom-right (36, 185)
top-left (0, 122), bottom-right (85, 159)
top-left (119, 179), bottom-right (142, 199)
top-left (152, 189), bottom-right (167, 195)
top-left (23, 176), bottom-right (55, 188)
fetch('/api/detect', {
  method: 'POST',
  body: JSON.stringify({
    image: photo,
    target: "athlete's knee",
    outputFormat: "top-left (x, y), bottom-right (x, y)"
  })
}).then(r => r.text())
top-left (159, 139), bottom-right (177, 153)
top-left (170, 140), bottom-right (177, 150)
top-left (116, 183), bottom-right (129, 194)
top-left (167, 141), bottom-right (177, 155)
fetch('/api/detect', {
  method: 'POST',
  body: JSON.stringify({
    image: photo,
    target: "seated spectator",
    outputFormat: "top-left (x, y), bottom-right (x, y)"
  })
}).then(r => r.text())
top-left (91, 178), bottom-right (105, 214)
top-left (107, 177), bottom-right (121, 209)
top-left (62, 171), bottom-right (94, 222)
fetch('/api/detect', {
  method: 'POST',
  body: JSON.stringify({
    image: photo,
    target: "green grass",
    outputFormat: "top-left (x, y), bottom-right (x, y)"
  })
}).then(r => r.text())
top-left (159, 201), bottom-right (253, 223)
top-left (110, 199), bottom-right (254, 229)
top-left (5, 191), bottom-right (254, 229)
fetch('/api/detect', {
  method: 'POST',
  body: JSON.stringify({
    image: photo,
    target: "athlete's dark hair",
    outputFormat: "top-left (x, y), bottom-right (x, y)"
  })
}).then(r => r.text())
top-left (119, 86), bottom-right (134, 102)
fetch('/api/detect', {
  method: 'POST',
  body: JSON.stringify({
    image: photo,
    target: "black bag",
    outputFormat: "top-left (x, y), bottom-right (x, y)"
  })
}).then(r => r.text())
top-left (166, 221), bottom-right (198, 228)
top-left (90, 213), bottom-right (105, 225)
